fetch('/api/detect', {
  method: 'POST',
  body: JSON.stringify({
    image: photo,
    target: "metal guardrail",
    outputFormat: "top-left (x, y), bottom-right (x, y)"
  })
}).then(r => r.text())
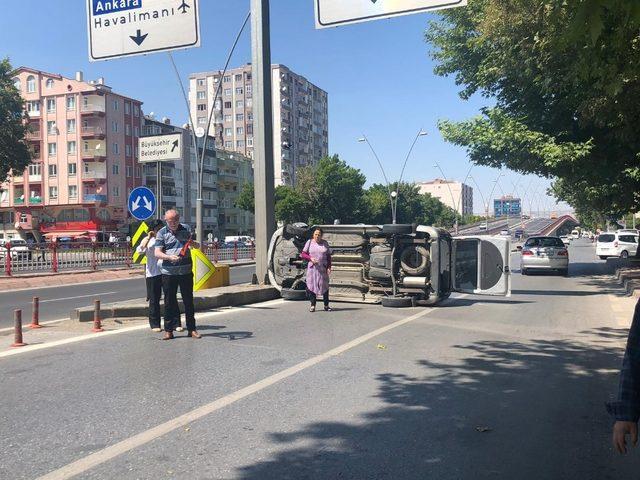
top-left (0, 242), bottom-right (256, 277)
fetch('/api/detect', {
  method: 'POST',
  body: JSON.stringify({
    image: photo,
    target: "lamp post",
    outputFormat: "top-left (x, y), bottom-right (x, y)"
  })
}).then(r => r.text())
top-left (487, 172), bottom-right (505, 226)
top-left (358, 130), bottom-right (427, 224)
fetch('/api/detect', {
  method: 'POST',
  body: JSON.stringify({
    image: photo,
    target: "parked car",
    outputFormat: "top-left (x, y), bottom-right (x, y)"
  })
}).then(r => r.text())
top-left (500, 229), bottom-right (510, 236)
top-left (268, 223), bottom-right (511, 307)
top-left (520, 236), bottom-right (569, 276)
top-left (596, 232), bottom-right (639, 259)
top-left (0, 238), bottom-right (30, 259)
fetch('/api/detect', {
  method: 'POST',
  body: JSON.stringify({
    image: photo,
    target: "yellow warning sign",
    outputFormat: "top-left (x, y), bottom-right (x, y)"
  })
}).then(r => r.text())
top-left (191, 248), bottom-right (216, 291)
top-left (131, 222), bottom-right (149, 265)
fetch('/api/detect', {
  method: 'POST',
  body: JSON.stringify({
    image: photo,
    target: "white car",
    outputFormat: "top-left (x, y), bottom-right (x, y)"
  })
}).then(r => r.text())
top-left (596, 232), bottom-right (639, 259)
top-left (0, 239), bottom-right (30, 259)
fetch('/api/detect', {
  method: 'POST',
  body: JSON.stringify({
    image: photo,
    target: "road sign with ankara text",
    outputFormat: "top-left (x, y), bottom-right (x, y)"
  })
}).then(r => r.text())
top-left (86, 0), bottom-right (201, 61)
top-left (314, 0), bottom-right (467, 29)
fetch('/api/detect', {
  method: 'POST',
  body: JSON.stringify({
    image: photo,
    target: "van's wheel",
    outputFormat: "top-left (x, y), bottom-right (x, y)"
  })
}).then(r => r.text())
top-left (599, 255), bottom-right (607, 260)
top-left (284, 224), bottom-right (309, 237)
top-left (621, 251), bottom-right (629, 259)
top-left (400, 245), bottom-right (430, 276)
top-left (381, 296), bottom-right (414, 308)
top-left (281, 288), bottom-right (307, 301)
top-left (560, 269), bottom-right (569, 277)
top-left (521, 268), bottom-right (528, 276)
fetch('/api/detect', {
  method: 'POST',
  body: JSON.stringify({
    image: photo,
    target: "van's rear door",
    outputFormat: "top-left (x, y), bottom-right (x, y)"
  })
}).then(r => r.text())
top-left (451, 237), bottom-right (511, 296)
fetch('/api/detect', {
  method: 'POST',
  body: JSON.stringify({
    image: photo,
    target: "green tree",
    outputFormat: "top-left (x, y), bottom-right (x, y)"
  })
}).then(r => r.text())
top-left (275, 185), bottom-right (307, 224)
top-left (0, 59), bottom-right (31, 182)
top-left (426, 0), bottom-right (640, 218)
top-left (236, 182), bottom-right (255, 214)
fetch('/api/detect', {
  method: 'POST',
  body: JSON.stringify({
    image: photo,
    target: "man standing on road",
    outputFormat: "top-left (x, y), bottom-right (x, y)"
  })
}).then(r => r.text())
top-left (137, 220), bottom-right (165, 333)
top-left (154, 209), bottom-right (201, 340)
top-left (608, 298), bottom-right (640, 453)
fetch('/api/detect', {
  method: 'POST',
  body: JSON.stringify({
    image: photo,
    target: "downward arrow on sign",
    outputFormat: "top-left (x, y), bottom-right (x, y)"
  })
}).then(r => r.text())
top-left (142, 196), bottom-right (153, 211)
top-left (132, 196), bottom-right (141, 211)
top-left (130, 29), bottom-right (148, 46)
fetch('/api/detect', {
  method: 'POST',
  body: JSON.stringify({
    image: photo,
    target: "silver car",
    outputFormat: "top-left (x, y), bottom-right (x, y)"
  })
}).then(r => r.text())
top-left (520, 236), bottom-right (569, 276)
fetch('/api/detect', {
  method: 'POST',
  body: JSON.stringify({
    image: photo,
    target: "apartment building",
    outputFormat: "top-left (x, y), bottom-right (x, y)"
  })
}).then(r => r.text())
top-left (142, 116), bottom-right (254, 238)
top-left (417, 179), bottom-right (473, 216)
top-left (0, 67), bottom-right (143, 241)
top-left (188, 64), bottom-right (329, 186)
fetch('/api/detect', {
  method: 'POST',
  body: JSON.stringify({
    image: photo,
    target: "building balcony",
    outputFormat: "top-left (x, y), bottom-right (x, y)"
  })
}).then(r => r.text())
top-left (82, 171), bottom-right (107, 182)
top-left (81, 103), bottom-right (106, 115)
top-left (28, 174), bottom-right (42, 183)
top-left (82, 149), bottom-right (107, 161)
top-left (28, 197), bottom-right (42, 205)
top-left (26, 130), bottom-right (42, 141)
top-left (14, 197), bottom-right (25, 205)
top-left (84, 194), bottom-right (108, 205)
top-left (81, 126), bottom-right (106, 139)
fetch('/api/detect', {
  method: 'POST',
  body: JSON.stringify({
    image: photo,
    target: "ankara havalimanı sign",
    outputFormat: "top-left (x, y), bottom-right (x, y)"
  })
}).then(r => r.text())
top-left (315, 0), bottom-right (467, 29)
top-left (86, 0), bottom-right (200, 61)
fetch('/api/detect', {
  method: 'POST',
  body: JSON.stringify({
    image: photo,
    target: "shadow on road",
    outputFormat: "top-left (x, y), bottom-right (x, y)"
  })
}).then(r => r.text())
top-left (234, 328), bottom-right (639, 479)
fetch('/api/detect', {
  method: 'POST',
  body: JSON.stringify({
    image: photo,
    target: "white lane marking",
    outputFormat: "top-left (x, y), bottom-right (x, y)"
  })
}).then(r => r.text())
top-left (39, 292), bottom-right (118, 303)
top-left (0, 299), bottom-right (285, 359)
top-left (0, 318), bottom-right (65, 333)
top-left (36, 302), bottom-right (442, 480)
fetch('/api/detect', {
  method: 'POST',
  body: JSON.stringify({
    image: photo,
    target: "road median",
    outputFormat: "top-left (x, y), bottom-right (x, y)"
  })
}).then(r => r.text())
top-left (70, 283), bottom-right (280, 322)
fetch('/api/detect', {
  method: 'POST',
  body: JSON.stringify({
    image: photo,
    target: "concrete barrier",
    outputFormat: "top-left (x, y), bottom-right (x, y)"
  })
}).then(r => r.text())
top-left (70, 284), bottom-right (280, 322)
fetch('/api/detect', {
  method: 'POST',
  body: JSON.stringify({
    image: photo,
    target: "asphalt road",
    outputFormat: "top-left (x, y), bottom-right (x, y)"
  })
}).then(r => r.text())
top-left (1, 239), bottom-right (638, 479)
top-left (0, 264), bottom-right (256, 329)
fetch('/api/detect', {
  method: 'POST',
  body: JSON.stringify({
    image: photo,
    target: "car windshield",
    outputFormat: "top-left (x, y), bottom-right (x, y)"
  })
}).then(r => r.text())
top-left (598, 234), bottom-right (615, 243)
top-left (525, 237), bottom-right (564, 248)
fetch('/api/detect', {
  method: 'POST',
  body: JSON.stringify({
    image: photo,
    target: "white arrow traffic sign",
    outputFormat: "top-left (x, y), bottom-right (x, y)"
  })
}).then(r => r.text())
top-left (138, 133), bottom-right (183, 163)
top-left (315, 0), bottom-right (467, 29)
top-left (86, 0), bottom-right (200, 62)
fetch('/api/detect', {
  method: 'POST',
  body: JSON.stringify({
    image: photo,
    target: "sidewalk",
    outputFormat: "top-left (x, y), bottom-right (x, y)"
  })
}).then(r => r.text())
top-left (0, 260), bottom-right (255, 290)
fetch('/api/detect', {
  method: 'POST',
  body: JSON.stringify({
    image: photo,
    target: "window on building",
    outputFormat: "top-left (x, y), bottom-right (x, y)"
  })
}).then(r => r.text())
top-left (197, 91), bottom-right (206, 100)
top-left (67, 119), bottom-right (76, 133)
top-left (246, 125), bottom-right (253, 135)
top-left (48, 143), bottom-right (57, 156)
top-left (197, 78), bottom-right (205, 87)
top-left (135, 166), bottom-right (141, 177)
top-left (248, 112), bottom-right (253, 121)
top-left (48, 164), bottom-right (57, 176)
top-left (236, 140), bottom-right (245, 148)
top-left (13, 77), bottom-right (21, 90)
top-left (247, 138), bottom-right (253, 147)
top-left (46, 98), bottom-right (56, 113)
top-left (67, 141), bottom-right (76, 154)
top-left (235, 87), bottom-right (243, 95)
top-left (112, 163), bottom-right (119, 175)
top-left (223, 76), bottom-right (231, 83)
top-left (26, 75), bottom-right (36, 93)
top-left (235, 100), bottom-right (244, 108)
top-left (236, 113), bottom-right (244, 121)
top-left (45, 78), bottom-right (54, 89)
top-left (112, 143), bottom-right (119, 155)
top-left (224, 88), bottom-right (232, 96)
top-left (224, 101), bottom-right (232, 109)
top-left (125, 144), bottom-right (132, 157)
top-left (113, 99), bottom-right (119, 111)
top-left (26, 101), bottom-right (40, 114)
top-left (68, 163), bottom-right (77, 176)
top-left (134, 126), bottom-right (139, 137)
top-left (68, 185), bottom-right (77, 198)
top-left (28, 164), bottom-right (41, 176)
top-left (222, 114), bottom-right (230, 122)
top-left (237, 127), bottom-right (244, 135)
top-left (124, 102), bottom-right (131, 114)
top-left (125, 124), bottom-right (131, 136)
top-left (47, 121), bottom-right (56, 135)
top-left (112, 121), bottom-right (118, 133)
top-left (49, 186), bottom-right (58, 198)
top-left (134, 105), bottom-right (139, 116)
top-left (126, 166), bottom-right (132, 178)
top-left (197, 117), bottom-right (207, 125)
top-left (246, 98), bottom-right (253, 108)
top-left (225, 128), bottom-right (232, 137)
top-left (66, 95), bottom-right (76, 110)
top-left (246, 85), bottom-right (252, 95)
top-left (225, 141), bottom-right (232, 148)
top-left (112, 186), bottom-right (119, 197)
top-left (197, 104), bottom-right (207, 111)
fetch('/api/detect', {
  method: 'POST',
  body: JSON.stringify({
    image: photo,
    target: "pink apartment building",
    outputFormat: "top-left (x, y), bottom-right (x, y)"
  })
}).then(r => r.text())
top-left (0, 67), bottom-right (144, 241)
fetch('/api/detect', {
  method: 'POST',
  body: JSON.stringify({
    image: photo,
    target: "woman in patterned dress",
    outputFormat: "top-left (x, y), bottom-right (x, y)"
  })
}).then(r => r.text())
top-left (300, 228), bottom-right (332, 312)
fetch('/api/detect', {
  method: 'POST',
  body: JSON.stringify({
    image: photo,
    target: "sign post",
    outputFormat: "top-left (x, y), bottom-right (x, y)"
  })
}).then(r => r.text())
top-left (86, 0), bottom-right (201, 61)
top-left (314, 0), bottom-right (467, 28)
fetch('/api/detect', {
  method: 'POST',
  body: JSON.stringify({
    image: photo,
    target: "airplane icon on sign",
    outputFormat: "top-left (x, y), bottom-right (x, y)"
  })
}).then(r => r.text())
top-left (178, 1), bottom-right (190, 13)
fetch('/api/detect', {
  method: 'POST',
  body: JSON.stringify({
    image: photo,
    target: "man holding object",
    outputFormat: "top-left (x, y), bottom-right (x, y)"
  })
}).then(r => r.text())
top-left (154, 209), bottom-right (201, 340)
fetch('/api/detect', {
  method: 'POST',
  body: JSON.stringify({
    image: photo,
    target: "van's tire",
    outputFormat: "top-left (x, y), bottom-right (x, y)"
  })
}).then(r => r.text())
top-left (560, 269), bottom-right (569, 277)
top-left (400, 245), bottom-right (430, 276)
top-left (381, 296), bottom-right (414, 308)
top-left (281, 288), bottom-right (307, 301)
top-left (284, 224), bottom-right (309, 237)
top-left (521, 268), bottom-right (528, 276)
top-left (382, 224), bottom-right (413, 235)
top-left (621, 250), bottom-right (629, 259)
top-left (599, 255), bottom-right (608, 260)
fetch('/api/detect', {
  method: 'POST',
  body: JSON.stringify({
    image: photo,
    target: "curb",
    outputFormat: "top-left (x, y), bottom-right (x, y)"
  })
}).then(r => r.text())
top-left (615, 263), bottom-right (640, 297)
top-left (70, 284), bottom-right (279, 322)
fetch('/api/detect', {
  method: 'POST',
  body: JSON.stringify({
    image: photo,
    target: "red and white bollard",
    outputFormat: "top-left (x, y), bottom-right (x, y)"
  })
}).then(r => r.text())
top-left (92, 300), bottom-right (104, 333)
top-left (233, 242), bottom-right (238, 262)
top-left (5, 243), bottom-right (12, 277)
top-left (28, 296), bottom-right (42, 329)
top-left (11, 309), bottom-right (27, 348)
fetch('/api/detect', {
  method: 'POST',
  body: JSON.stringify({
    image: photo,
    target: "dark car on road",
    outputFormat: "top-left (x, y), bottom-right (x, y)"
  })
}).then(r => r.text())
top-left (268, 223), bottom-right (511, 307)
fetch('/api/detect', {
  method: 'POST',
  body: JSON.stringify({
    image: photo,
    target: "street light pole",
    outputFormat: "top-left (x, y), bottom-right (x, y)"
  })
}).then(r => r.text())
top-left (433, 162), bottom-right (460, 233)
top-left (251, 0), bottom-right (276, 284)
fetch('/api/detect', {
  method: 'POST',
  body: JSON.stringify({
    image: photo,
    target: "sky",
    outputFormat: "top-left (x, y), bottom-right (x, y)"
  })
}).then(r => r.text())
top-left (0, 0), bottom-right (569, 215)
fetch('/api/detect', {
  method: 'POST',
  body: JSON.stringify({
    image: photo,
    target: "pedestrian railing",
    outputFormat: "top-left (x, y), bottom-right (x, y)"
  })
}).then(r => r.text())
top-left (0, 241), bottom-right (256, 277)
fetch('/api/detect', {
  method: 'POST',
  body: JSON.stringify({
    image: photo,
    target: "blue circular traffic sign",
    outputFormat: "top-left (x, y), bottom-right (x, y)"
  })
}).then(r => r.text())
top-left (128, 186), bottom-right (156, 221)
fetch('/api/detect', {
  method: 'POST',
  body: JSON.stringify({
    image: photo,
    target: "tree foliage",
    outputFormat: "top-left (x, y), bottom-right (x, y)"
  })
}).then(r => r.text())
top-left (236, 182), bottom-right (255, 214)
top-left (426, 0), bottom-right (640, 217)
top-left (0, 58), bottom-right (31, 182)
